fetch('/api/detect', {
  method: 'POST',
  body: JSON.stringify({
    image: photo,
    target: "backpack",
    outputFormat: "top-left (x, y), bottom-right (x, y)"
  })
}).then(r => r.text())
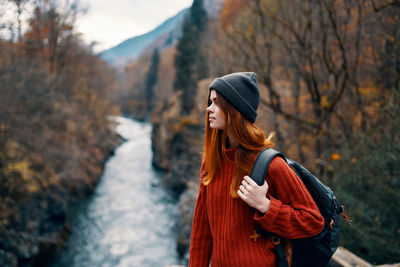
top-left (250, 147), bottom-right (351, 267)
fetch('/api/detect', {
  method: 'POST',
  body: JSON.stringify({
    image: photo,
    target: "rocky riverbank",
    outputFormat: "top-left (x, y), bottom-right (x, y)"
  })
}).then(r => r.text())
top-left (0, 123), bottom-right (120, 267)
top-left (150, 79), bottom-right (211, 261)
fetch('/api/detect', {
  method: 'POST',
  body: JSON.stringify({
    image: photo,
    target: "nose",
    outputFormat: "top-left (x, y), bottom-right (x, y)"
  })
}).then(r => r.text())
top-left (207, 103), bottom-right (214, 113)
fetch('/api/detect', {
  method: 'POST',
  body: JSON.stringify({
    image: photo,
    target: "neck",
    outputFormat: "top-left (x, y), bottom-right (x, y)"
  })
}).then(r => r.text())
top-left (226, 128), bottom-right (238, 148)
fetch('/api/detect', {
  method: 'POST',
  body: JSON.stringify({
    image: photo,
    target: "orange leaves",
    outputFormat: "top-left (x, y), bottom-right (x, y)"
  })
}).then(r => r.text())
top-left (248, 24), bottom-right (255, 37)
top-left (387, 35), bottom-right (395, 42)
top-left (220, 0), bottom-right (251, 31)
top-left (359, 86), bottom-right (381, 98)
top-left (330, 154), bottom-right (357, 163)
top-left (321, 96), bottom-right (330, 109)
top-left (331, 153), bottom-right (341, 160)
top-left (7, 159), bottom-right (33, 182)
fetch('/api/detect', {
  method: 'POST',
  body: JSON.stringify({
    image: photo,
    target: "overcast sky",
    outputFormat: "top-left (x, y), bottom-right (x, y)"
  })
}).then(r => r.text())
top-left (77, 0), bottom-right (193, 53)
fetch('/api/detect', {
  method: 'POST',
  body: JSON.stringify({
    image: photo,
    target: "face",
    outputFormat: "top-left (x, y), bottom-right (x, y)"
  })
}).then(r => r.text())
top-left (207, 90), bottom-right (226, 129)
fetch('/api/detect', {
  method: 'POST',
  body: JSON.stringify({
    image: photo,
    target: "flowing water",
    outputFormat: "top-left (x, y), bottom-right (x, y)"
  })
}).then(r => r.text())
top-left (52, 117), bottom-right (181, 267)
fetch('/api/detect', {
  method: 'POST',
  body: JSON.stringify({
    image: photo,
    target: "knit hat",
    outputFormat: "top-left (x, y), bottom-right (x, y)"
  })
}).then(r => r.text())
top-left (209, 72), bottom-right (260, 123)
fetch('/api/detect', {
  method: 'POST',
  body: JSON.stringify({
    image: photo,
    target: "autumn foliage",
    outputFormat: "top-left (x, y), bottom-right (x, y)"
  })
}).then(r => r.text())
top-left (0, 1), bottom-right (119, 265)
top-left (121, 0), bottom-right (399, 263)
top-left (220, 0), bottom-right (251, 30)
top-left (209, 0), bottom-right (400, 263)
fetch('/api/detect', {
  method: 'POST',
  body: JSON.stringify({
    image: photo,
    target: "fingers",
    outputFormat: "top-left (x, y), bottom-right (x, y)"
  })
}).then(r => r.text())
top-left (238, 183), bottom-right (261, 210)
top-left (244, 175), bottom-right (269, 190)
top-left (239, 184), bottom-right (249, 195)
top-left (237, 189), bottom-right (245, 199)
top-left (242, 176), bottom-right (263, 192)
top-left (244, 175), bottom-right (257, 186)
top-left (237, 187), bottom-right (251, 202)
top-left (239, 176), bottom-right (270, 212)
top-left (241, 179), bottom-right (254, 194)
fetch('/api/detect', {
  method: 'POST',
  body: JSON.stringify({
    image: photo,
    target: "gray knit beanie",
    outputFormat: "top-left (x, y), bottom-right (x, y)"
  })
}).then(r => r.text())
top-left (209, 72), bottom-right (260, 123)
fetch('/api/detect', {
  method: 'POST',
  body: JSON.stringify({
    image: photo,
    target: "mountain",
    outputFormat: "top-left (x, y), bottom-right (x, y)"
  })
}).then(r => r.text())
top-left (99, 0), bottom-right (225, 68)
top-left (99, 8), bottom-right (188, 68)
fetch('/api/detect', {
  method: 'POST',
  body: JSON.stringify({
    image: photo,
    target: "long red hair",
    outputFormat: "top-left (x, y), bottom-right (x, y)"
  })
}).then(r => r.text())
top-left (202, 91), bottom-right (274, 197)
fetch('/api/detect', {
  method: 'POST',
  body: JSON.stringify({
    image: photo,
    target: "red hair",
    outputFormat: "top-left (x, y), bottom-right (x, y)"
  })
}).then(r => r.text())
top-left (202, 91), bottom-right (274, 197)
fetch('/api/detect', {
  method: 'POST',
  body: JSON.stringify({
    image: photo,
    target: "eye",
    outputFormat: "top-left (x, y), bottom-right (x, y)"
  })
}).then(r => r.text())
top-left (209, 98), bottom-right (217, 107)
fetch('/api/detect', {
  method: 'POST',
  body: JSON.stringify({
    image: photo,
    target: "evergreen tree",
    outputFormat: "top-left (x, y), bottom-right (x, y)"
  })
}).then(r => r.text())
top-left (145, 48), bottom-right (160, 115)
top-left (334, 90), bottom-right (400, 264)
top-left (189, 0), bottom-right (207, 32)
top-left (174, 0), bottom-right (208, 114)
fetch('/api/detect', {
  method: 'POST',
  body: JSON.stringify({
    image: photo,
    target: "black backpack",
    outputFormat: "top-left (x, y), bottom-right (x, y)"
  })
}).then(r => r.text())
top-left (250, 147), bottom-right (351, 267)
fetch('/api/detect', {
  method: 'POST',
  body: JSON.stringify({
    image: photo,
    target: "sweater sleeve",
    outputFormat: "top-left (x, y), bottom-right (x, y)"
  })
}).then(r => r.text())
top-left (254, 157), bottom-right (324, 239)
top-left (189, 162), bottom-right (212, 267)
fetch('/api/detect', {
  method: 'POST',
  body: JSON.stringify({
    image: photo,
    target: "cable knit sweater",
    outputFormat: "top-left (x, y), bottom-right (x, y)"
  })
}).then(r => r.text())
top-left (189, 147), bottom-right (324, 267)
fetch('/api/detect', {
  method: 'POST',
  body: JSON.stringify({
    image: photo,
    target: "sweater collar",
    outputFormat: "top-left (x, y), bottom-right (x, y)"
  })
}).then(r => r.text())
top-left (222, 146), bottom-right (237, 162)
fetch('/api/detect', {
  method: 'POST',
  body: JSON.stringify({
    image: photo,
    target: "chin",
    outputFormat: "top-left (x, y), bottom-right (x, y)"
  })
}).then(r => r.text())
top-left (211, 125), bottom-right (223, 130)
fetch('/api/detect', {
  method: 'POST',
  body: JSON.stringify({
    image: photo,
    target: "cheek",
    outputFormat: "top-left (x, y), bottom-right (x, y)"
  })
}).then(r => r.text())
top-left (220, 110), bottom-right (227, 124)
top-left (219, 112), bottom-right (227, 128)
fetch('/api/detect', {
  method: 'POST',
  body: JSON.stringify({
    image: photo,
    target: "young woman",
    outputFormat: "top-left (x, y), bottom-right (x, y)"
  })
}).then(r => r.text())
top-left (189, 72), bottom-right (324, 267)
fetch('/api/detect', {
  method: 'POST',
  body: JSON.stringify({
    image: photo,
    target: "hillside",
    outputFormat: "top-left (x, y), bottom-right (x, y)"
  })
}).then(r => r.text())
top-left (99, 8), bottom-right (188, 68)
top-left (98, 0), bottom-right (225, 68)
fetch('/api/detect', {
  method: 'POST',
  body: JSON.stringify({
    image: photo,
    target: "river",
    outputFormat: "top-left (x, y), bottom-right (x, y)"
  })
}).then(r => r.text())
top-left (51, 117), bottom-right (181, 267)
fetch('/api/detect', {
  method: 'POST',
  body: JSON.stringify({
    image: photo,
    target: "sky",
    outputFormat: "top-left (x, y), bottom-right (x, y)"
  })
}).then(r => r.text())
top-left (76, 0), bottom-right (193, 53)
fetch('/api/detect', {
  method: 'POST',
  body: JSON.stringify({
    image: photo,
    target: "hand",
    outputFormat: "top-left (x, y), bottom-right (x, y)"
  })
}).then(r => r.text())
top-left (238, 175), bottom-right (270, 213)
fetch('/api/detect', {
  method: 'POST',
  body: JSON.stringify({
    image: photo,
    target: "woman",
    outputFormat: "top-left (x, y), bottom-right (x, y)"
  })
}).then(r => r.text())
top-left (189, 72), bottom-right (324, 266)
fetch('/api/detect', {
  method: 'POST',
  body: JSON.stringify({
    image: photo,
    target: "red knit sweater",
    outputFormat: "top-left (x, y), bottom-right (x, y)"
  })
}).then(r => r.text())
top-left (189, 147), bottom-right (324, 267)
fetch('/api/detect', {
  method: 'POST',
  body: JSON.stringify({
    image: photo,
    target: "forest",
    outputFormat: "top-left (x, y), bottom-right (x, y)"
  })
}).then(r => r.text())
top-left (0, 0), bottom-right (119, 265)
top-left (212, 1), bottom-right (400, 263)
top-left (0, 0), bottom-right (399, 266)
top-left (125, 0), bottom-right (400, 264)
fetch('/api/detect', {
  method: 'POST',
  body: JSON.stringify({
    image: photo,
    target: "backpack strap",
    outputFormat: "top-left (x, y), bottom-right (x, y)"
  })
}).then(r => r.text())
top-left (271, 236), bottom-right (290, 267)
top-left (250, 147), bottom-right (290, 267)
top-left (250, 147), bottom-right (286, 186)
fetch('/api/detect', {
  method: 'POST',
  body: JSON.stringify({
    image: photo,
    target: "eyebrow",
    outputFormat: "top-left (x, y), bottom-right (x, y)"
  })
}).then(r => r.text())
top-left (210, 96), bottom-right (217, 102)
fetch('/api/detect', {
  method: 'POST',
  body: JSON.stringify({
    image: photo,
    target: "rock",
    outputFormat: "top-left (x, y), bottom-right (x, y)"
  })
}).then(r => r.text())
top-left (0, 249), bottom-right (17, 267)
top-left (163, 121), bottom-right (203, 195)
top-left (150, 78), bottom-right (211, 259)
top-left (0, 183), bottom-right (69, 266)
top-left (0, 127), bottom-right (119, 266)
top-left (176, 181), bottom-right (199, 262)
top-left (151, 93), bottom-right (182, 171)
